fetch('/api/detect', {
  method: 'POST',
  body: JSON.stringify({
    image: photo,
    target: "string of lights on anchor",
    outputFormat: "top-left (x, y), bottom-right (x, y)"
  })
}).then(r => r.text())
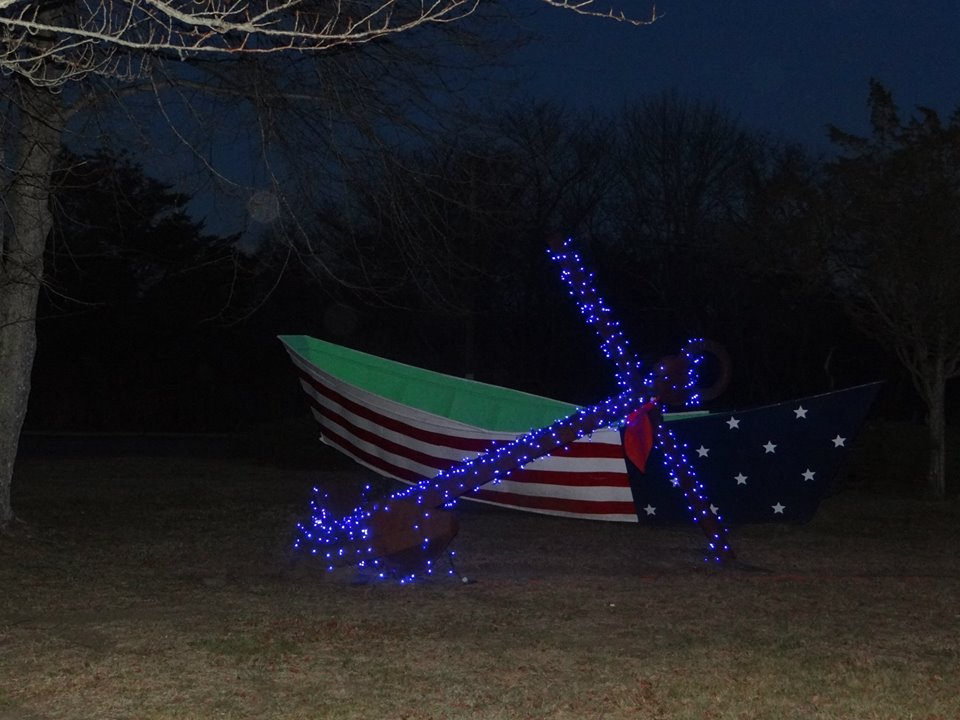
top-left (547, 236), bottom-right (733, 563)
top-left (293, 390), bottom-right (645, 581)
top-left (291, 235), bottom-right (733, 581)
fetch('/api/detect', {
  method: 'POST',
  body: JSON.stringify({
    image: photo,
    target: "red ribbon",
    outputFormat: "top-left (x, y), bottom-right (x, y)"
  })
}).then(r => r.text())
top-left (623, 401), bottom-right (657, 472)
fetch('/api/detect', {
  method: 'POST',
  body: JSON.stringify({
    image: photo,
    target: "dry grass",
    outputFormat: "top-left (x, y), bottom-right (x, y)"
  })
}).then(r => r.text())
top-left (1, 433), bottom-right (959, 720)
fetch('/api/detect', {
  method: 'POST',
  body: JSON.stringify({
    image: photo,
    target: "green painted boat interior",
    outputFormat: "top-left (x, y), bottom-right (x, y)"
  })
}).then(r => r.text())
top-left (280, 335), bottom-right (579, 433)
top-left (279, 335), bottom-right (708, 434)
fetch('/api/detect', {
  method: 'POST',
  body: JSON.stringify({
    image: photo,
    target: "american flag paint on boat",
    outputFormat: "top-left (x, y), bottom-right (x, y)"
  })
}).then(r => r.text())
top-left (280, 335), bottom-right (880, 524)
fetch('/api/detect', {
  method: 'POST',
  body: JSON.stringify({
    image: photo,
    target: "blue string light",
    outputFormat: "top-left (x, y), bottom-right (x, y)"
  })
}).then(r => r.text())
top-left (547, 236), bottom-right (733, 563)
top-left (293, 390), bottom-right (645, 578)
top-left (292, 235), bottom-right (733, 579)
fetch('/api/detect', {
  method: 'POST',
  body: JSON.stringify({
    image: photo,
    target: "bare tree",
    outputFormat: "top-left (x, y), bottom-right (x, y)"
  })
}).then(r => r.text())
top-left (615, 91), bottom-right (757, 252)
top-left (821, 81), bottom-right (960, 500)
top-left (0, 1), bottom-right (654, 531)
top-left (291, 104), bottom-right (612, 355)
top-left (608, 90), bottom-right (764, 340)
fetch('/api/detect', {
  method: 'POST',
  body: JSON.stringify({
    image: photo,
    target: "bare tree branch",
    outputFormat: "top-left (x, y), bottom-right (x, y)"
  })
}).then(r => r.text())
top-left (1, 0), bottom-right (656, 87)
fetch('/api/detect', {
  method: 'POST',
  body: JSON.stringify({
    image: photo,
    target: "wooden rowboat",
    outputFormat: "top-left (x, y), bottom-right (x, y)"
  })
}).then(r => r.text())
top-left (280, 335), bottom-right (879, 525)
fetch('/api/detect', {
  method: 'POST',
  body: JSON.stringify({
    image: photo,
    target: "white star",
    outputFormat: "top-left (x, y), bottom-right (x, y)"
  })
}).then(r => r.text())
top-left (709, 504), bottom-right (719, 515)
top-left (726, 417), bottom-right (740, 430)
top-left (763, 441), bottom-right (777, 454)
top-left (832, 435), bottom-right (846, 447)
top-left (802, 469), bottom-right (816, 482)
top-left (772, 502), bottom-right (786, 514)
top-left (794, 406), bottom-right (808, 419)
top-left (643, 504), bottom-right (656, 516)
top-left (734, 473), bottom-right (748, 485)
top-left (670, 477), bottom-right (680, 487)
top-left (696, 445), bottom-right (710, 458)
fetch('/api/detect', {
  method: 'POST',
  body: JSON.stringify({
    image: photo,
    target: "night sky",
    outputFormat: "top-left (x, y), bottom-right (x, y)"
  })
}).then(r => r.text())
top-left (171, 1), bottom-right (960, 237)
top-left (513, 0), bottom-right (960, 152)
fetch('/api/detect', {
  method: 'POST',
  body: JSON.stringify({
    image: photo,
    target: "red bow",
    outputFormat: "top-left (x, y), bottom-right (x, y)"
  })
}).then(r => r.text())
top-left (623, 401), bottom-right (657, 472)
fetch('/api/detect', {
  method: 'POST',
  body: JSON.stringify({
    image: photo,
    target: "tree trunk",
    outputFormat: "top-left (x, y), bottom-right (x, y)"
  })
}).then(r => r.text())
top-left (0, 82), bottom-right (64, 529)
top-left (919, 358), bottom-right (947, 500)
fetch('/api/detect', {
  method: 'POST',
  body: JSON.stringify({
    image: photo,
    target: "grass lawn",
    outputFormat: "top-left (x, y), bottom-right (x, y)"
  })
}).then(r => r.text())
top-left (1, 423), bottom-right (959, 719)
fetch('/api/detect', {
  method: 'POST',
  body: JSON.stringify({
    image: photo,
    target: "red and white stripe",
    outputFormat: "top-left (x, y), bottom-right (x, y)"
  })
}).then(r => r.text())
top-left (287, 351), bottom-right (638, 522)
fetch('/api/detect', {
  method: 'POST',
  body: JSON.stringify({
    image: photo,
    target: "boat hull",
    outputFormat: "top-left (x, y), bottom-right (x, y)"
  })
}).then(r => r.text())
top-left (280, 335), bottom-right (879, 524)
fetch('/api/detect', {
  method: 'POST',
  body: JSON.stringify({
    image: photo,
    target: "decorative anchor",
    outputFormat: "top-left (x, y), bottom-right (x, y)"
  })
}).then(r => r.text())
top-left (293, 235), bottom-right (734, 579)
top-left (547, 236), bottom-right (734, 564)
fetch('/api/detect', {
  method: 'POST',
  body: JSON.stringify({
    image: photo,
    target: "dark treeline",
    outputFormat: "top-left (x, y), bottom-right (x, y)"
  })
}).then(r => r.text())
top-left (25, 87), bottom-right (960, 494)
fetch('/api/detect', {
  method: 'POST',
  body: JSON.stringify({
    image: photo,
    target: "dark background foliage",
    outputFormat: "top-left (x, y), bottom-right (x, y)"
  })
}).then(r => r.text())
top-left (24, 92), bottom-right (957, 454)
